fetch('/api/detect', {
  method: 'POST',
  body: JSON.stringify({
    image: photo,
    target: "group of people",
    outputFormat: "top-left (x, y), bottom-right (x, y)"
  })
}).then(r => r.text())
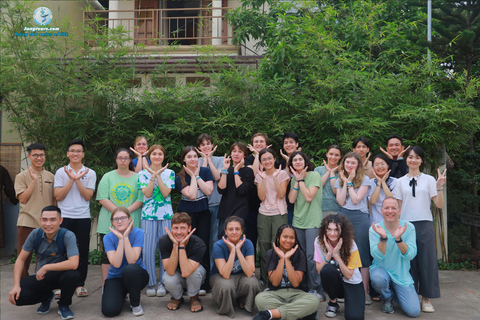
top-left (8, 132), bottom-right (446, 320)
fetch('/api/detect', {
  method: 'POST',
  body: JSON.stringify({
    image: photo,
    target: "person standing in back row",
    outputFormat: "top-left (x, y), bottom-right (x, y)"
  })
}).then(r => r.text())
top-left (54, 139), bottom-right (96, 298)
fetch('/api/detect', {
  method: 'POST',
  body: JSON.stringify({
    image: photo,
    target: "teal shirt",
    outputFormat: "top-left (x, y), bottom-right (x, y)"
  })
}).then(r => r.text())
top-left (369, 220), bottom-right (417, 287)
top-left (314, 166), bottom-right (340, 212)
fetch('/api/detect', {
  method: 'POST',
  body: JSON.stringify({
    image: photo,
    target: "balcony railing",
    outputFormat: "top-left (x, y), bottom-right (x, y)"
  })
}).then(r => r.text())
top-left (83, 8), bottom-right (234, 47)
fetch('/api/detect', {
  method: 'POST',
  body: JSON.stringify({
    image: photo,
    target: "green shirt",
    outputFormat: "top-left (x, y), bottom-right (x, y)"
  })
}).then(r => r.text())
top-left (96, 170), bottom-right (143, 234)
top-left (291, 171), bottom-right (323, 229)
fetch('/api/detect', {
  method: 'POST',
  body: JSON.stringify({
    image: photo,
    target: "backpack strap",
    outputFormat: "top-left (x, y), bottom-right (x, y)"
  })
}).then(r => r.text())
top-left (33, 227), bottom-right (68, 259)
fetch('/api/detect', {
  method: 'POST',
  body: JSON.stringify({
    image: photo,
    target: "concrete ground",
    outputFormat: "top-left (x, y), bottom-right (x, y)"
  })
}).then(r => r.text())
top-left (1, 258), bottom-right (480, 320)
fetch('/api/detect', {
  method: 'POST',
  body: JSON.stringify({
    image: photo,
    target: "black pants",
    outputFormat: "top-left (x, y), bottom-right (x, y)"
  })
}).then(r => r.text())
top-left (15, 270), bottom-right (79, 307)
top-left (187, 209), bottom-right (210, 290)
top-left (320, 264), bottom-right (365, 320)
top-left (60, 218), bottom-right (91, 287)
top-left (102, 264), bottom-right (149, 317)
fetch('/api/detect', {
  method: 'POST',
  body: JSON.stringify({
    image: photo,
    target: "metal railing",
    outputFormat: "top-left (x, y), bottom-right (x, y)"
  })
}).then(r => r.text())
top-left (83, 7), bottom-right (234, 47)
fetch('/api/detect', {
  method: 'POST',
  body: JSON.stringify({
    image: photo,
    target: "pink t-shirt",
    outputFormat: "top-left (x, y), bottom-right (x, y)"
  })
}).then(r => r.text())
top-left (255, 170), bottom-right (290, 216)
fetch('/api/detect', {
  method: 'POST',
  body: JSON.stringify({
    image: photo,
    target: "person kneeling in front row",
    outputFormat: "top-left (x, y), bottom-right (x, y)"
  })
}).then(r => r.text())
top-left (159, 212), bottom-right (207, 312)
top-left (8, 205), bottom-right (79, 320)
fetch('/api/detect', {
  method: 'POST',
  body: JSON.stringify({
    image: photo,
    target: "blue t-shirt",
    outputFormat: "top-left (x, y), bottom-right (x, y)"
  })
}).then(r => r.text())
top-left (175, 167), bottom-right (214, 213)
top-left (132, 157), bottom-right (151, 167)
top-left (211, 238), bottom-right (254, 276)
top-left (104, 227), bottom-right (146, 279)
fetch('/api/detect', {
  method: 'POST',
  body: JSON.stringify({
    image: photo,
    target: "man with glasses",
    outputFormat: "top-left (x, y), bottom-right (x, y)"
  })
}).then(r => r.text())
top-left (15, 143), bottom-right (55, 279)
top-left (54, 139), bottom-right (96, 298)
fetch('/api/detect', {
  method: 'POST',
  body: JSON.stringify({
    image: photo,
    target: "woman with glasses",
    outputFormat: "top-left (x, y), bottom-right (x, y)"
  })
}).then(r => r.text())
top-left (96, 148), bottom-right (144, 284)
top-left (101, 207), bottom-right (149, 317)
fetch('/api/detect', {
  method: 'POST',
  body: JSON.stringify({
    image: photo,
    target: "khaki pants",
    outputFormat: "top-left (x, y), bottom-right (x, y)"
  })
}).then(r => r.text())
top-left (255, 288), bottom-right (319, 320)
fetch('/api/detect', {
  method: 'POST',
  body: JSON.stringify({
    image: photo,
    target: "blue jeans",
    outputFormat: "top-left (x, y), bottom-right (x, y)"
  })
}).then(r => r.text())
top-left (209, 205), bottom-right (219, 268)
top-left (370, 267), bottom-right (420, 318)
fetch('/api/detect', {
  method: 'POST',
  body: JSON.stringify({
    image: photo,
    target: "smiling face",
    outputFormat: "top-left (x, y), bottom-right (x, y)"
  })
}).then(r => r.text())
top-left (253, 136), bottom-right (267, 152)
top-left (230, 146), bottom-right (245, 165)
top-left (278, 227), bottom-right (296, 252)
top-left (171, 222), bottom-right (191, 243)
top-left (116, 151), bottom-right (131, 169)
top-left (292, 154), bottom-right (305, 171)
top-left (150, 148), bottom-right (164, 166)
top-left (184, 150), bottom-right (198, 169)
top-left (260, 151), bottom-right (275, 171)
top-left (326, 222), bottom-right (341, 245)
top-left (386, 138), bottom-right (404, 158)
top-left (198, 139), bottom-right (213, 155)
top-left (27, 149), bottom-right (46, 170)
top-left (381, 198), bottom-right (401, 223)
top-left (326, 148), bottom-right (341, 167)
top-left (283, 138), bottom-right (298, 156)
top-left (343, 156), bottom-right (358, 174)
top-left (40, 210), bottom-right (62, 238)
top-left (373, 157), bottom-right (388, 177)
top-left (225, 221), bottom-right (243, 244)
top-left (111, 211), bottom-right (131, 233)
top-left (353, 141), bottom-right (369, 158)
top-left (406, 150), bottom-right (422, 170)
top-left (135, 138), bottom-right (148, 154)
top-left (67, 144), bottom-right (84, 165)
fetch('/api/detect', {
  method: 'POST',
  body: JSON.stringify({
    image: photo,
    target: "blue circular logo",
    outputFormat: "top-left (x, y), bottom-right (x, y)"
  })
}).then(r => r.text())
top-left (33, 7), bottom-right (53, 26)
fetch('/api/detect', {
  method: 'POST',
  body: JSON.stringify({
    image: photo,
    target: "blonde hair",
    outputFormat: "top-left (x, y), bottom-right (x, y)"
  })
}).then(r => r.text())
top-left (338, 152), bottom-right (365, 188)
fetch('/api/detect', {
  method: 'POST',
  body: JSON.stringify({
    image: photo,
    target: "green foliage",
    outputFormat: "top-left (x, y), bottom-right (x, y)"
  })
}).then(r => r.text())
top-left (88, 249), bottom-right (102, 265)
top-left (438, 259), bottom-right (477, 271)
top-left (10, 250), bottom-right (36, 264)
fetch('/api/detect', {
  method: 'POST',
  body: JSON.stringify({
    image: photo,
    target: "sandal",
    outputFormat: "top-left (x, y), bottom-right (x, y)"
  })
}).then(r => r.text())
top-left (167, 297), bottom-right (184, 311)
top-left (54, 290), bottom-right (61, 299)
top-left (190, 295), bottom-right (203, 313)
top-left (75, 287), bottom-right (88, 297)
top-left (372, 296), bottom-right (381, 302)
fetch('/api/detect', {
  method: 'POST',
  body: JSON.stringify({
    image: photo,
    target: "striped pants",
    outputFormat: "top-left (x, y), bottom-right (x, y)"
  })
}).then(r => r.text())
top-left (141, 219), bottom-right (171, 287)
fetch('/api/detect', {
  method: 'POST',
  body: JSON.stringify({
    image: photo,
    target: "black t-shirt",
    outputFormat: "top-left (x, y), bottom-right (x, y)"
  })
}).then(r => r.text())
top-left (175, 167), bottom-right (214, 213)
top-left (217, 166), bottom-right (254, 220)
top-left (387, 158), bottom-right (408, 179)
top-left (158, 234), bottom-right (206, 270)
top-left (265, 248), bottom-right (308, 291)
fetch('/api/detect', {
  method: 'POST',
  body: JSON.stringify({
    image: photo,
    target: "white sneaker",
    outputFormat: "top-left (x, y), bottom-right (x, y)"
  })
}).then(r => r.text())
top-left (145, 286), bottom-right (156, 297)
top-left (131, 304), bottom-right (144, 316)
top-left (421, 300), bottom-right (435, 313)
top-left (156, 283), bottom-right (166, 297)
top-left (199, 289), bottom-right (206, 296)
top-left (309, 290), bottom-right (326, 302)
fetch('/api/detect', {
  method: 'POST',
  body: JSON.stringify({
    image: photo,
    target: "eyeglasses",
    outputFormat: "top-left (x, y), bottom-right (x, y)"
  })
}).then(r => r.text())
top-left (31, 154), bottom-right (45, 159)
top-left (374, 163), bottom-right (388, 168)
top-left (68, 149), bottom-right (83, 154)
top-left (112, 216), bottom-right (128, 223)
top-left (116, 157), bottom-right (131, 161)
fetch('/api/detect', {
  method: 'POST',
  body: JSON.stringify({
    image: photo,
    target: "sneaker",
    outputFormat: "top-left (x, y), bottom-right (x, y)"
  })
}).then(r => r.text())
top-left (421, 300), bottom-right (435, 313)
top-left (58, 305), bottom-right (75, 320)
top-left (325, 302), bottom-right (339, 318)
top-left (198, 289), bottom-right (206, 296)
top-left (309, 290), bottom-right (326, 302)
top-left (337, 298), bottom-right (344, 303)
top-left (156, 283), bottom-right (166, 297)
top-left (37, 291), bottom-right (55, 314)
top-left (131, 304), bottom-right (144, 316)
top-left (382, 298), bottom-right (394, 314)
top-left (253, 310), bottom-right (271, 320)
top-left (365, 295), bottom-right (373, 305)
top-left (146, 285), bottom-right (156, 297)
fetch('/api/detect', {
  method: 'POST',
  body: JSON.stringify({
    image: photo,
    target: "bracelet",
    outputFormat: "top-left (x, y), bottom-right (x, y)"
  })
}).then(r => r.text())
top-left (221, 169), bottom-right (228, 175)
top-left (395, 238), bottom-right (403, 243)
top-left (234, 171), bottom-right (240, 175)
top-left (324, 256), bottom-right (331, 263)
top-left (297, 179), bottom-right (305, 183)
top-left (380, 237), bottom-right (388, 242)
top-left (437, 188), bottom-right (443, 191)
top-left (178, 246), bottom-right (186, 250)
top-left (150, 178), bottom-right (155, 181)
top-left (196, 176), bottom-right (201, 180)
top-left (347, 182), bottom-right (354, 186)
top-left (292, 186), bottom-right (299, 191)
top-left (329, 176), bottom-right (336, 180)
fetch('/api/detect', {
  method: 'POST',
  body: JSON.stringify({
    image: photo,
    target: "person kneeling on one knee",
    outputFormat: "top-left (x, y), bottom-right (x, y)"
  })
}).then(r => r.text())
top-left (158, 212), bottom-right (206, 312)
top-left (369, 197), bottom-right (420, 317)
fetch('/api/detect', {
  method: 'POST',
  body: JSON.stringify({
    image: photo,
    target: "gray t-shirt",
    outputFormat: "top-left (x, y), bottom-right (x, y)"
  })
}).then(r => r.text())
top-left (23, 228), bottom-right (79, 272)
top-left (198, 156), bottom-right (223, 206)
top-left (334, 176), bottom-right (371, 213)
top-left (314, 166), bottom-right (340, 212)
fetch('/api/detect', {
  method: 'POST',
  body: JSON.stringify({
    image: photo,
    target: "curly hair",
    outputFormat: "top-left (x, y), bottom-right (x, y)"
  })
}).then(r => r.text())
top-left (317, 214), bottom-right (354, 265)
top-left (338, 152), bottom-right (365, 189)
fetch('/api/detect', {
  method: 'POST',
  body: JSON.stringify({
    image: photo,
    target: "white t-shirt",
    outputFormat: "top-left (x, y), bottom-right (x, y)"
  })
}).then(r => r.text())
top-left (314, 237), bottom-right (362, 285)
top-left (54, 164), bottom-right (97, 219)
top-left (394, 173), bottom-right (437, 222)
